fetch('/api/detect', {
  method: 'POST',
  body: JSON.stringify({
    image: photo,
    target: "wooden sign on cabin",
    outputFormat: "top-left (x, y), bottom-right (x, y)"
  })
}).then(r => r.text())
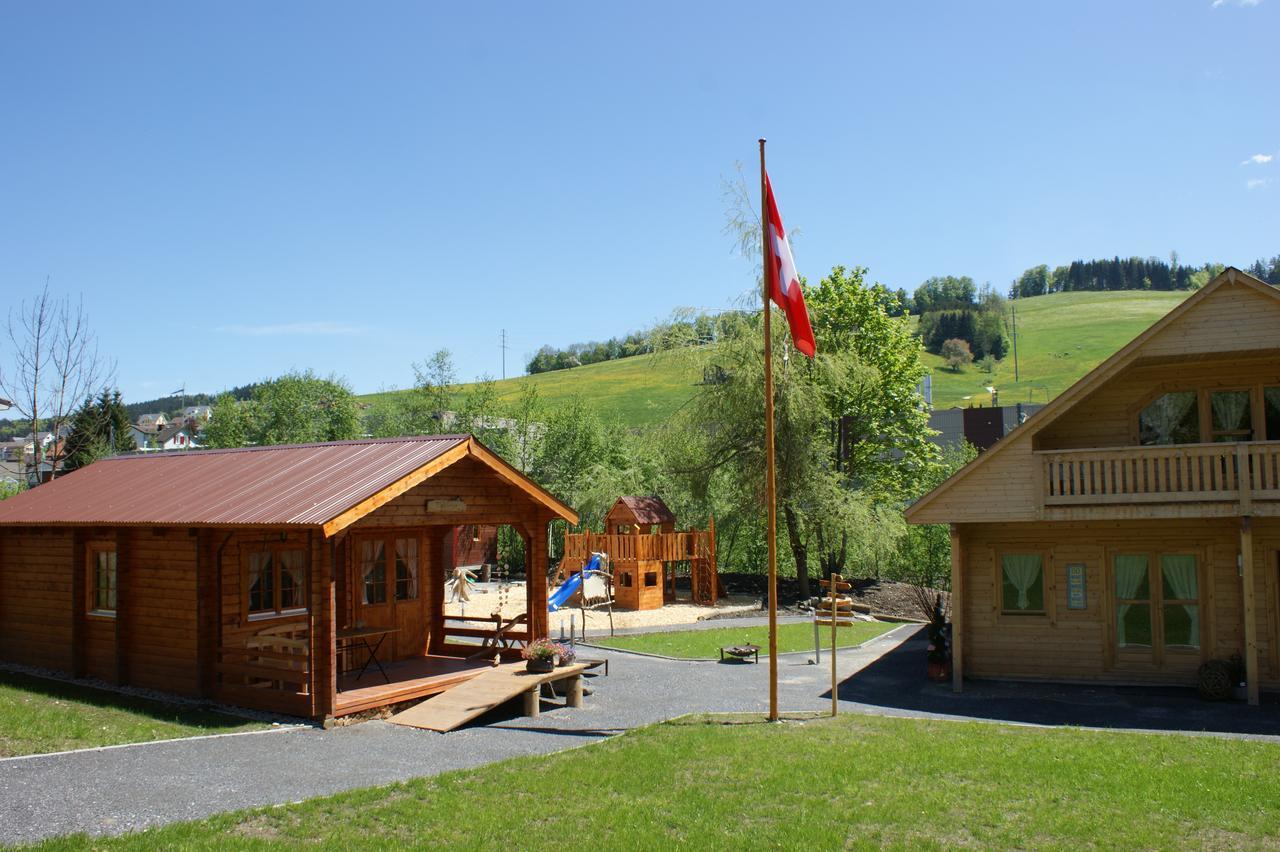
top-left (427, 499), bottom-right (467, 513)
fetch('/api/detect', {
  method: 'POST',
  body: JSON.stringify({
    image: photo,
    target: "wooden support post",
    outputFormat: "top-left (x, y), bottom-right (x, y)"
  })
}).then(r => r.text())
top-left (522, 685), bottom-right (541, 717)
top-left (566, 674), bottom-right (583, 708)
top-left (425, 527), bottom-right (446, 655)
top-left (70, 529), bottom-right (86, 679)
top-left (525, 519), bottom-right (549, 640)
top-left (310, 533), bottom-right (337, 721)
top-left (1241, 516), bottom-right (1260, 707)
top-left (949, 524), bottom-right (964, 693)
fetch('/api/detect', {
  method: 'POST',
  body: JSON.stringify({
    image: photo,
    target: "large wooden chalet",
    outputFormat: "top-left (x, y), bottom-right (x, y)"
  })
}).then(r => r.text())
top-left (908, 268), bottom-right (1280, 705)
top-left (0, 435), bottom-right (576, 722)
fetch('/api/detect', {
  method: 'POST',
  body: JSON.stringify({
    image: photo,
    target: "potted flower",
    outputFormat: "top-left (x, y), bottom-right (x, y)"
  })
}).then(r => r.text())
top-left (522, 638), bottom-right (559, 674)
top-left (917, 589), bottom-right (951, 682)
top-left (555, 643), bottom-right (576, 667)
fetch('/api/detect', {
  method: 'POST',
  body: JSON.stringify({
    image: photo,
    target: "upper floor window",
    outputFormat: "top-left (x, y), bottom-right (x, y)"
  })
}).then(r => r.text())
top-left (1264, 388), bottom-right (1280, 441)
top-left (1209, 390), bottom-right (1252, 443)
top-left (1139, 392), bottom-right (1198, 445)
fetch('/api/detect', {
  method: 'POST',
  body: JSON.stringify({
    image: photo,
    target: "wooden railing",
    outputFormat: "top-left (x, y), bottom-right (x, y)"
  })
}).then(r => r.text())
top-left (562, 531), bottom-right (711, 567)
top-left (1038, 440), bottom-right (1280, 507)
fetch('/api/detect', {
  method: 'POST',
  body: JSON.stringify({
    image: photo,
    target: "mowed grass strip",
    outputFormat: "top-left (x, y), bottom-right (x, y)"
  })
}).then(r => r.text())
top-left (0, 671), bottom-right (267, 757)
top-left (40, 713), bottom-right (1280, 850)
top-left (590, 620), bottom-right (899, 658)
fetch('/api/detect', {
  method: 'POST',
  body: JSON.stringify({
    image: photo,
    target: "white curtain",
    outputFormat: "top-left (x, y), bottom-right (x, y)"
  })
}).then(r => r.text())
top-left (280, 550), bottom-right (306, 609)
top-left (1211, 391), bottom-right (1251, 437)
top-left (396, 538), bottom-right (419, 599)
top-left (1114, 554), bottom-right (1148, 647)
top-left (1141, 392), bottom-right (1196, 445)
top-left (361, 540), bottom-right (385, 604)
top-left (1002, 555), bottom-right (1042, 611)
top-left (1161, 554), bottom-right (1199, 648)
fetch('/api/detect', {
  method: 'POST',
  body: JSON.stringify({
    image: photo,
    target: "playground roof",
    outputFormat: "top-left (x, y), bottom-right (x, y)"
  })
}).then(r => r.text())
top-left (612, 495), bottom-right (676, 525)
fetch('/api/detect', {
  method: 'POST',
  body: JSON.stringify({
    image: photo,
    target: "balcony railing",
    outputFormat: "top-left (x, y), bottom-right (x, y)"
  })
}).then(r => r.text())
top-left (1038, 440), bottom-right (1280, 507)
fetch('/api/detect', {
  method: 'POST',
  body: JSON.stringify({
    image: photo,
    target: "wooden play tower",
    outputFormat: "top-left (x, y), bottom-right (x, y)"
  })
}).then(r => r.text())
top-left (561, 496), bottom-right (723, 610)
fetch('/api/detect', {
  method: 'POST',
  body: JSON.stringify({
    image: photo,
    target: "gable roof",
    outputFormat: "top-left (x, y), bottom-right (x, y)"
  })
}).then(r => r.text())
top-left (905, 267), bottom-right (1278, 523)
top-left (154, 424), bottom-right (192, 443)
top-left (0, 434), bottom-right (577, 533)
top-left (611, 495), bottom-right (676, 525)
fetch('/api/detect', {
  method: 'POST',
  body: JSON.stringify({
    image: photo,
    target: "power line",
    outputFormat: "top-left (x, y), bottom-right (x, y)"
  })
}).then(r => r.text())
top-left (500, 329), bottom-right (509, 380)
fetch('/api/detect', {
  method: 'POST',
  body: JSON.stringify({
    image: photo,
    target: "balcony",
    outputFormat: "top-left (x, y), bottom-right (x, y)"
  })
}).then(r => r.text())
top-left (1037, 441), bottom-right (1280, 509)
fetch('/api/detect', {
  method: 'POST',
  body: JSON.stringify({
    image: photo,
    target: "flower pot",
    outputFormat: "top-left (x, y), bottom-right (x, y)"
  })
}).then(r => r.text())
top-left (526, 657), bottom-right (555, 674)
top-left (927, 659), bottom-right (952, 682)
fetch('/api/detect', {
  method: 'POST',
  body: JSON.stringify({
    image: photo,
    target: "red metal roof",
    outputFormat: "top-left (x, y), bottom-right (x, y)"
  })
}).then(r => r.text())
top-left (0, 435), bottom-right (483, 528)
top-left (613, 496), bottom-right (676, 525)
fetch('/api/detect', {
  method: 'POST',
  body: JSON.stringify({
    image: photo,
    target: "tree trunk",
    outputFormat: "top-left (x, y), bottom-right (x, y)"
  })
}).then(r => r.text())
top-left (782, 504), bottom-right (809, 600)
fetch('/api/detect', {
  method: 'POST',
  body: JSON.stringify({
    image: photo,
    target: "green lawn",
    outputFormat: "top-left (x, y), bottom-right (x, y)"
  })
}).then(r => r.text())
top-left (590, 620), bottom-right (898, 659)
top-left (40, 713), bottom-right (1280, 849)
top-left (923, 289), bottom-right (1190, 409)
top-left (0, 671), bottom-right (268, 757)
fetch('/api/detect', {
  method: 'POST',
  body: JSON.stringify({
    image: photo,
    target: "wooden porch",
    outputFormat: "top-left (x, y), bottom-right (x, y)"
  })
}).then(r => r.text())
top-left (334, 654), bottom-right (494, 716)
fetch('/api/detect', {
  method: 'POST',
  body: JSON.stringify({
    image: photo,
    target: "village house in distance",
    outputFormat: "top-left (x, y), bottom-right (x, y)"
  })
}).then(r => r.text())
top-left (909, 268), bottom-right (1280, 705)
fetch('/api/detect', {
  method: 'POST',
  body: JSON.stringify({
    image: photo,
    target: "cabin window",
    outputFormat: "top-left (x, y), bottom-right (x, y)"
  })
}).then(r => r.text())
top-left (1138, 392), bottom-right (1199, 445)
top-left (361, 540), bottom-right (388, 605)
top-left (247, 547), bottom-right (306, 617)
top-left (1000, 554), bottom-right (1045, 614)
top-left (1114, 554), bottom-right (1152, 648)
top-left (394, 537), bottom-right (419, 601)
top-left (1160, 554), bottom-right (1200, 650)
top-left (88, 547), bottom-right (117, 615)
top-left (1209, 390), bottom-right (1253, 442)
top-left (1264, 388), bottom-right (1280, 440)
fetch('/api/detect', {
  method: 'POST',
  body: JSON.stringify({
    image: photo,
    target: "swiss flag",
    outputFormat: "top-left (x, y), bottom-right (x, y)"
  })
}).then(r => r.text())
top-left (763, 171), bottom-right (816, 358)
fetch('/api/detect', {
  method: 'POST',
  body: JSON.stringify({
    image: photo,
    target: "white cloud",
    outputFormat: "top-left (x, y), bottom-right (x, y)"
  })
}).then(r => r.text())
top-left (1213, 0), bottom-right (1261, 6)
top-left (215, 321), bottom-right (369, 337)
top-left (1247, 178), bottom-right (1272, 190)
top-left (1243, 153), bottom-right (1274, 165)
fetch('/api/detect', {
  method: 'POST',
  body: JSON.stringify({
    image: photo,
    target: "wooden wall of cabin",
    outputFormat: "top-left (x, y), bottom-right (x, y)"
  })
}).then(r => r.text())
top-left (959, 518), bottom-right (1280, 690)
top-left (216, 529), bottom-right (314, 652)
top-left (0, 527), bottom-right (74, 673)
top-left (1036, 355), bottom-right (1280, 451)
top-left (120, 528), bottom-right (200, 695)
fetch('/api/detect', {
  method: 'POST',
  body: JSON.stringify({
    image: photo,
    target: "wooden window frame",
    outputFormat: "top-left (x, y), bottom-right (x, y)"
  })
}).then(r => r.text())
top-left (243, 543), bottom-right (309, 621)
top-left (1105, 547), bottom-right (1205, 668)
top-left (1130, 383), bottom-right (1275, 446)
top-left (85, 542), bottom-right (117, 619)
top-left (354, 530), bottom-right (425, 609)
top-left (994, 548), bottom-right (1054, 623)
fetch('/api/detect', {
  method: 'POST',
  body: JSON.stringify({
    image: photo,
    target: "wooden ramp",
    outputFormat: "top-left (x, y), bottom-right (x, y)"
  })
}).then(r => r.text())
top-left (388, 661), bottom-right (588, 733)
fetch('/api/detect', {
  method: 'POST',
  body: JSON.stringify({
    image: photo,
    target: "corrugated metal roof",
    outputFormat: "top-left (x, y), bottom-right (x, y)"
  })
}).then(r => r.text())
top-left (614, 495), bottom-right (676, 525)
top-left (0, 435), bottom-right (477, 528)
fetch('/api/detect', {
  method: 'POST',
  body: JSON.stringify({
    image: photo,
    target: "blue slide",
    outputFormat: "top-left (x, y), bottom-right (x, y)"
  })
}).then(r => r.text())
top-left (548, 553), bottom-right (600, 612)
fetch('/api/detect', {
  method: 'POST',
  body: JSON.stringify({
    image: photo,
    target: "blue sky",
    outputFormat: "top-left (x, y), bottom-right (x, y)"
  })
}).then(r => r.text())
top-left (1, 1), bottom-right (1276, 402)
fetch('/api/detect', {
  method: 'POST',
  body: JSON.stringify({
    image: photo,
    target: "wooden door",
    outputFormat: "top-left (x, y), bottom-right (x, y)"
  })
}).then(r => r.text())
top-left (354, 531), bottom-right (427, 660)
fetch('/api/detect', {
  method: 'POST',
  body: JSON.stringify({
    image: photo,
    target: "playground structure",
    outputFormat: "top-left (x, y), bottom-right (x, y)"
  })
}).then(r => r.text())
top-left (561, 497), bottom-right (722, 610)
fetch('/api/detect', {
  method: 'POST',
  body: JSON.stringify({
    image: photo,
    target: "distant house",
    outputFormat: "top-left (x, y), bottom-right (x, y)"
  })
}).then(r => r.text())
top-left (908, 268), bottom-right (1280, 706)
top-left (136, 413), bottom-right (167, 432)
top-left (127, 425), bottom-right (152, 450)
top-left (181, 405), bottom-right (212, 423)
top-left (928, 403), bottom-right (1045, 452)
top-left (153, 424), bottom-right (195, 451)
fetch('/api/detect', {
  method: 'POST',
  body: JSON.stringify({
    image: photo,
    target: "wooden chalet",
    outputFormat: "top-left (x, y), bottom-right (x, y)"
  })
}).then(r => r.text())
top-left (907, 268), bottom-right (1280, 705)
top-left (0, 435), bottom-right (577, 722)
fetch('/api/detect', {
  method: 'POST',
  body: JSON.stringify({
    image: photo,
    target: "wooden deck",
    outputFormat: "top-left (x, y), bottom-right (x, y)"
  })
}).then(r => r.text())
top-left (388, 661), bottom-right (588, 732)
top-left (334, 655), bottom-right (493, 716)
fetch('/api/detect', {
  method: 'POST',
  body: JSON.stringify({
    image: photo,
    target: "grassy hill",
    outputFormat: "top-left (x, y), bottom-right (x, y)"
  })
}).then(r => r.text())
top-left (357, 290), bottom-right (1193, 425)
top-left (922, 290), bottom-right (1190, 409)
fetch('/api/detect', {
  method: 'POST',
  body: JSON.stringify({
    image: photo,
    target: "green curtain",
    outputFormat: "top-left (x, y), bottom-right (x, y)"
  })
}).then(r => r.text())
top-left (1140, 392), bottom-right (1196, 445)
top-left (1003, 554), bottom-right (1042, 611)
top-left (1211, 391), bottom-right (1251, 436)
top-left (1161, 554), bottom-right (1199, 648)
top-left (1114, 554), bottom-right (1148, 647)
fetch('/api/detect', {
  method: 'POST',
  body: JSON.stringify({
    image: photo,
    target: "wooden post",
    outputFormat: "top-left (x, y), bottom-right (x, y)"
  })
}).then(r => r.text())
top-left (1238, 443), bottom-right (1253, 515)
top-left (425, 527), bottom-right (445, 654)
top-left (310, 534), bottom-right (337, 721)
top-left (1241, 516), bottom-right (1260, 707)
top-left (566, 674), bottom-right (583, 708)
top-left (760, 138), bottom-right (779, 722)
top-left (70, 529), bottom-right (86, 679)
top-left (522, 685), bottom-right (540, 717)
top-left (830, 573), bottom-right (838, 717)
top-left (949, 524), bottom-right (964, 693)
top-left (525, 519), bottom-right (549, 640)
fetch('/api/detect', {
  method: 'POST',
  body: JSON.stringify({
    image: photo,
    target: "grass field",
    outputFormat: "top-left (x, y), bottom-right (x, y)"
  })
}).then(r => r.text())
top-left (922, 289), bottom-right (1190, 409)
top-left (43, 713), bottom-right (1280, 849)
top-left (359, 290), bottom-right (1191, 427)
top-left (592, 621), bottom-right (897, 658)
top-left (0, 671), bottom-right (266, 757)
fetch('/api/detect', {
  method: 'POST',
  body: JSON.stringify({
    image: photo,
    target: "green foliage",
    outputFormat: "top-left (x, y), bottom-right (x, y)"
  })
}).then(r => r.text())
top-left (912, 275), bottom-right (976, 314)
top-left (62, 390), bottom-right (136, 473)
top-left (891, 441), bottom-right (979, 591)
top-left (940, 338), bottom-right (973, 372)
top-left (1012, 255), bottom-right (1204, 298)
top-left (202, 371), bottom-right (360, 448)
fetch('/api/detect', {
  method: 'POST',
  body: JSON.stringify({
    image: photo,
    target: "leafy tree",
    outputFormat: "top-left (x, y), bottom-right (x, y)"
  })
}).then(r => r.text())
top-left (892, 442), bottom-right (978, 591)
top-left (940, 338), bottom-right (973, 372)
top-left (62, 389), bottom-right (135, 473)
top-left (203, 371), bottom-right (360, 448)
top-left (912, 276), bottom-right (977, 314)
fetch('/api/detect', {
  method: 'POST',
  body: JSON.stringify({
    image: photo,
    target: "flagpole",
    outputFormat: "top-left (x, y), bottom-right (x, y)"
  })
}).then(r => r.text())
top-left (759, 138), bottom-right (779, 722)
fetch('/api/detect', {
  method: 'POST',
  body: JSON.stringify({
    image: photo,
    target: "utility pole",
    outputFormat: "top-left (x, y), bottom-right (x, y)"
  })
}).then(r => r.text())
top-left (500, 329), bottom-right (508, 380)
top-left (1011, 306), bottom-right (1019, 383)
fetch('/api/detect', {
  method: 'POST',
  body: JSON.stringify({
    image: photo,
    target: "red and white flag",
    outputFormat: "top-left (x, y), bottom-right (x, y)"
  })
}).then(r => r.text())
top-left (763, 171), bottom-right (816, 358)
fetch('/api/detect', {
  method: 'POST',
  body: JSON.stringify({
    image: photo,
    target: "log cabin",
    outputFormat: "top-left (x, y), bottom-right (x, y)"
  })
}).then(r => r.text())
top-left (0, 434), bottom-right (577, 723)
top-left (907, 268), bottom-right (1280, 705)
